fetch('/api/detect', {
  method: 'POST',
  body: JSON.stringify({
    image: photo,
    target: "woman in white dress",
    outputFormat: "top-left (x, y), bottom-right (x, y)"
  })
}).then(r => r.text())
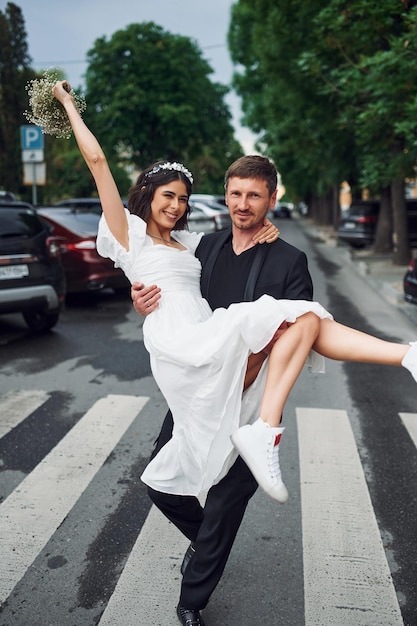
top-left (51, 81), bottom-right (417, 503)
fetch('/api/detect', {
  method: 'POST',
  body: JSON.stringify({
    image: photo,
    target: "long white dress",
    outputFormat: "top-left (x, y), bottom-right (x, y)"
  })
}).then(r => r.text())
top-left (97, 210), bottom-right (332, 496)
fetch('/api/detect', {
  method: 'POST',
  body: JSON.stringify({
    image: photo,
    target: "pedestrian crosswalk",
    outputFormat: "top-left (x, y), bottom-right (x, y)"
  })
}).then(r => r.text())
top-left (0, 391), bottom-right (415, 625)
top-left (98, 505), bottom-right (189, 626)
top-left (0, 394), bottom-right (148, 606)
top-left (0, 389), bottom-right (50, 438)
top-left (399, 412), bottom-right (417, 449)
top-left (297, 408), bottom-right (403, 626)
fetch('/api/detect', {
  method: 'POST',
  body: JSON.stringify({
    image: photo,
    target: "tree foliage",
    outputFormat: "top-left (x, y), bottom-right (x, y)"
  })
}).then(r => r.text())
top-left (228, 0), bottom-right (417, 263)
top-left (228, 0), bottom-right (355, 226)
top-left (83, 22), bottom-right (242, 192)
top-left (0, 11), bottom-right (242, 201)
top-left (45, 137), bottom-right (132, 202)
top-left (0, 2), bottom-right (35, 195)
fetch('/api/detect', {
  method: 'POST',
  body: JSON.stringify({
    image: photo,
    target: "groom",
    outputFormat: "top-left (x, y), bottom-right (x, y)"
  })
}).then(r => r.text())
top-left (131, 155), bottom-right (313, 626)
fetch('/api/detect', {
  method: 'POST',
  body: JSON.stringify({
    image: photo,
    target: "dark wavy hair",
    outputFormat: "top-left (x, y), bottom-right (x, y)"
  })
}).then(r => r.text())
top-left (128, 161), bottom-right (193, 231)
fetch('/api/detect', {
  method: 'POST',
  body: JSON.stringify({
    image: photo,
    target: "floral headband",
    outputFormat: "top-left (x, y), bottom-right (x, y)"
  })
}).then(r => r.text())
top-left (145, 162), bottom-right (193, 185)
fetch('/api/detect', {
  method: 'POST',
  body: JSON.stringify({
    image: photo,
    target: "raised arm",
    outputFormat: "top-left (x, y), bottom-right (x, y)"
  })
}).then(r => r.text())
top-left (52, 81), bottom-right (129, 250)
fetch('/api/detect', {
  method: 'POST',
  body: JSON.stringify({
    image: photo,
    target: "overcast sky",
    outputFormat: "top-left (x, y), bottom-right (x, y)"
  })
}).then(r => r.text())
top-left (7, 0), bottom-right (257, 153)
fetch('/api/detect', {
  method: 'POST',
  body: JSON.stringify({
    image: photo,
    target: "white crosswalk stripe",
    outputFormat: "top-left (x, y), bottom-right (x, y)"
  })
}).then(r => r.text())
top-left (297, 407), bottom-right (403, 625)
top-left (0, 392), bottom-right (412, 624)
top-left (0, 389), bottom-right (50, 438)
top-left (0, 393), bottom-right (148, 604)
top-left (399, 412), bottom-right (417, 448)
top-left (98, 506), bottom-right (188, 626)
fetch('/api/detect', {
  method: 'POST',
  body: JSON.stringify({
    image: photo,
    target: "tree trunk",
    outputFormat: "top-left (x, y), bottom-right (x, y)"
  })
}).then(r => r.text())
top-left (309, 194), bottom-right (320, 221)
top-left (373, 186), bottom-right (392, 253)
top-left (332, 183), bottom-right (339, 230)
top-left (317, 189), bottom-right (333, 225)
top-left (391, 178), bottom-right (411, 265)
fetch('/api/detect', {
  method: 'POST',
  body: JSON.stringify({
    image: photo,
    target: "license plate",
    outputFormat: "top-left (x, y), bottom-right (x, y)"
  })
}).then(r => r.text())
top-left (344, 222), bottom-right (356, 229)
top-left (0, 264), bottom-right (29, 280)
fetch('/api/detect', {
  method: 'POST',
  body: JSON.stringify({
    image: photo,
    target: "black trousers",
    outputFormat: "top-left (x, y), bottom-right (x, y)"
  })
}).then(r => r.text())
top-left (147, 411), bottom-right (258, 609)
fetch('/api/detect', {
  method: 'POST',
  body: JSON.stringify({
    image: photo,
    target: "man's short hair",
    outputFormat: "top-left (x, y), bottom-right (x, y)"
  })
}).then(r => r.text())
top-left (225, 155), bottom-right (278, 195)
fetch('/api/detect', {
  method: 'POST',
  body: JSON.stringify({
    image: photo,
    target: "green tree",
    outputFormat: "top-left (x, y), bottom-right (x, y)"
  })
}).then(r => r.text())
top-left (0, 2), bottom-right (35, 195)
top-left (228, 0), bottom-right (356, 226)
top-left (83, 22), bottom-right (242, 192)
top-left (45, 138), bottom-right (132, 202)
top-left (228, 0), bottom-right (417, 263)
top-left (307, 0), bottom-right (417, 263)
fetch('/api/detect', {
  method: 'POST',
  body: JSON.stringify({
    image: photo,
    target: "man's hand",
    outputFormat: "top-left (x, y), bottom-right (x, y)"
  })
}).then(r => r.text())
top-left (253, 218), bottom-right (280, 244)
top-left (131, 281), bottom-right (161, 316)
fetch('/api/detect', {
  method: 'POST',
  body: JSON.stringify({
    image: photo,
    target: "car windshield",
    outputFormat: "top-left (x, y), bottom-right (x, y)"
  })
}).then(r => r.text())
top-left (348, 203), bottom-right (378, 216)
top-left (41, 210), bottom-right (100, 236)
top-left (0, 207), bottom-right (44, 238)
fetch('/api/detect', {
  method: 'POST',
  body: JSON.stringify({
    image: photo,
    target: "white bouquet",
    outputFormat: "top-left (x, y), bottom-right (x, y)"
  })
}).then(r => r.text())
top-left (24, 69), bottom-right (86, 139)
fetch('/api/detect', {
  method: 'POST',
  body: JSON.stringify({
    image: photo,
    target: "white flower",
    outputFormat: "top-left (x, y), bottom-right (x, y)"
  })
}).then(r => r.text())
top-left (24, 69), bottom-right (86, 140)
top-left (146, 162), bottom-right (193, 184)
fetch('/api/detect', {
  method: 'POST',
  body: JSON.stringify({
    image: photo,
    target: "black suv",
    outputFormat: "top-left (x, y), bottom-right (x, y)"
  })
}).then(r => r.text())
top-left (0, 201), bottom-right (66, 331)
top-left (337, 199), bottom-right (417, 247)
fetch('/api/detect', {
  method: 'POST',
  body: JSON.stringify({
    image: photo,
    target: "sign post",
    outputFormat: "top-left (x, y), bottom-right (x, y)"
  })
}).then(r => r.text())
top-left (20, 125), bottom-right (45, 205)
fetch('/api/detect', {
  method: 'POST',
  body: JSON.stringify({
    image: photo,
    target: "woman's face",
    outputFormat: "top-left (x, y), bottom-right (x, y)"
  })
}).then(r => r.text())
top-left (148, 180), bottom-right (189, 231)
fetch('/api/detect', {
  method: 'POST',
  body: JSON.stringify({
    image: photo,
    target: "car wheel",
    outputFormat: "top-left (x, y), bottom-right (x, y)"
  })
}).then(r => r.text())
top-left (22, 310), bottom-right (60, 332)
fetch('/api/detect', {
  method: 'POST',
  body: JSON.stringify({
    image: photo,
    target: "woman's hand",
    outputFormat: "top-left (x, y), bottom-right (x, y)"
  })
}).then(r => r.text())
top-left (52, 80), bottom-right (72, 104)
top-left (253, 218), bottom-right (280, 244)
top-left (131, 281), bottom-right (161, 316)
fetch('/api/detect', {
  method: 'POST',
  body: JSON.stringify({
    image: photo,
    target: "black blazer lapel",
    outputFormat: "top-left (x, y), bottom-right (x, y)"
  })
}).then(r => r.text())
top-left (243, 244), bottom-right (269, 301)
top-left (199, 229), bottom-right (231, 299)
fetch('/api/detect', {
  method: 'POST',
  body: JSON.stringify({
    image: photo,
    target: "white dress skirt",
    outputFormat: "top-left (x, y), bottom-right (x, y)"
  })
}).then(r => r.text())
top-left (97, 211), bottom-right (333, 496)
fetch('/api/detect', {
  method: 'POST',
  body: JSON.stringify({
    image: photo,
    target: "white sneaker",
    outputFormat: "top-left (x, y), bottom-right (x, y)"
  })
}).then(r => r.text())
top-left (402, 342), bottom-right (417, 382)
top-left (231, 418), bottom-right (289, 503)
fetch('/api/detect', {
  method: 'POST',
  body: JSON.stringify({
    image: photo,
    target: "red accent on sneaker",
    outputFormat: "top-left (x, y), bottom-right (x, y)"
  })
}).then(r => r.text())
top-left (274, 433), bottom-right (282, 446)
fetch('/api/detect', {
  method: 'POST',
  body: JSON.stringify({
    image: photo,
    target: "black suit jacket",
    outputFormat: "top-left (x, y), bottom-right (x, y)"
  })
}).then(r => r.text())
top-left (195, 228), bottom-right (313, 305)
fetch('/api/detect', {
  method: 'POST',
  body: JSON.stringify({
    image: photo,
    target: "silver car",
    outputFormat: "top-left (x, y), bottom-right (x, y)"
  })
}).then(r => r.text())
top-left (188, 200), bottom-right (231, 233)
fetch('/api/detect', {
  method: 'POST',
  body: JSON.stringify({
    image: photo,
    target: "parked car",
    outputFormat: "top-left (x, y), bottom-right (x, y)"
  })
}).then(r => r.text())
top-left (0, 201), bottom-right (65, 331)
top-left (190, 194), bottom-right (227, 207)
top-left (0, 191), bottom-right (17, 202)
top-left (404, 255), bottom-right (417, 304)
top-left (36, 206), bottom-right (129, 294)
top-left (189, 200), bottom-right (231, 232)
top-left (188, 205), bottom-right (221, 234)
top-left (337, 201), bottom-right (379, 247)
top-left (337, 199), bottom-right (417, 248)
top-left (54, 198), bottom-right (103, 214)
top-left (297, 201), bottom-right (308, 217)
top-left (273, 202), bottom-right (293, 219)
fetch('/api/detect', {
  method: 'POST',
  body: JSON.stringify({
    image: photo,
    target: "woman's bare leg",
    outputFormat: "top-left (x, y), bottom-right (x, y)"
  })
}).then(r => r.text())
top-left (233, 313), bottom-right (415, 503)
top-left (313, 318), bottom-right (409, 364)
top-left (246, 317), bottom-right (411, 424)
top-left (232, 312), bottom-right (320, 503)
top-left (258, 312), bottom-right (320, 427)
top-left (244, 352), bottom-right (268, 390)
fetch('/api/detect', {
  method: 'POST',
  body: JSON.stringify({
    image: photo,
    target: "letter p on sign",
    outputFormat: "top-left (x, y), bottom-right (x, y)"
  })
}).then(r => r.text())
top-left (20, 125), bottom-right (44, 150)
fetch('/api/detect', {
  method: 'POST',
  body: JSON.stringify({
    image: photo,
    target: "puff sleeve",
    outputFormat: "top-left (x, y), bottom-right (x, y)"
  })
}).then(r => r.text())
top-left (173, 229), bottom-right (204, 253)
top-left (96, 209), bottom-right (147, 279)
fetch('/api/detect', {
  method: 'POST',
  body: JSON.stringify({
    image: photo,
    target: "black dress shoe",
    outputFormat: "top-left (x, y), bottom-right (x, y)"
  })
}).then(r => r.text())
top-left (177, 605), bottom-right (205, 626)
top-left (180, 542), bottom-right (196, 575)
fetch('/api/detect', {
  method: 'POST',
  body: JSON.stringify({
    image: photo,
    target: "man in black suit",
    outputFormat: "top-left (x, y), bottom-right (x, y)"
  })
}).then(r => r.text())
top-left (131, 155), bottom-right (313, 626)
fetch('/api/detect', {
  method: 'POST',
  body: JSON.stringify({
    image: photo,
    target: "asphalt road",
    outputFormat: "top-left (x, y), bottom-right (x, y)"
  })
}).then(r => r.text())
top-left (0, 218), bottom-right (416, 626)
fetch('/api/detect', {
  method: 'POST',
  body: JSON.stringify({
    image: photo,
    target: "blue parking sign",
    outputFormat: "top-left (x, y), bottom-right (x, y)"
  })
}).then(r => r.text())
top-left (20, 125), bottom-right (44, 150)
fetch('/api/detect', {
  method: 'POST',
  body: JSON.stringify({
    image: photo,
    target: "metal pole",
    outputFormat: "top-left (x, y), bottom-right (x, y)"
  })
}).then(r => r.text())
top-left (32, 162), bottom-right (37, 206)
